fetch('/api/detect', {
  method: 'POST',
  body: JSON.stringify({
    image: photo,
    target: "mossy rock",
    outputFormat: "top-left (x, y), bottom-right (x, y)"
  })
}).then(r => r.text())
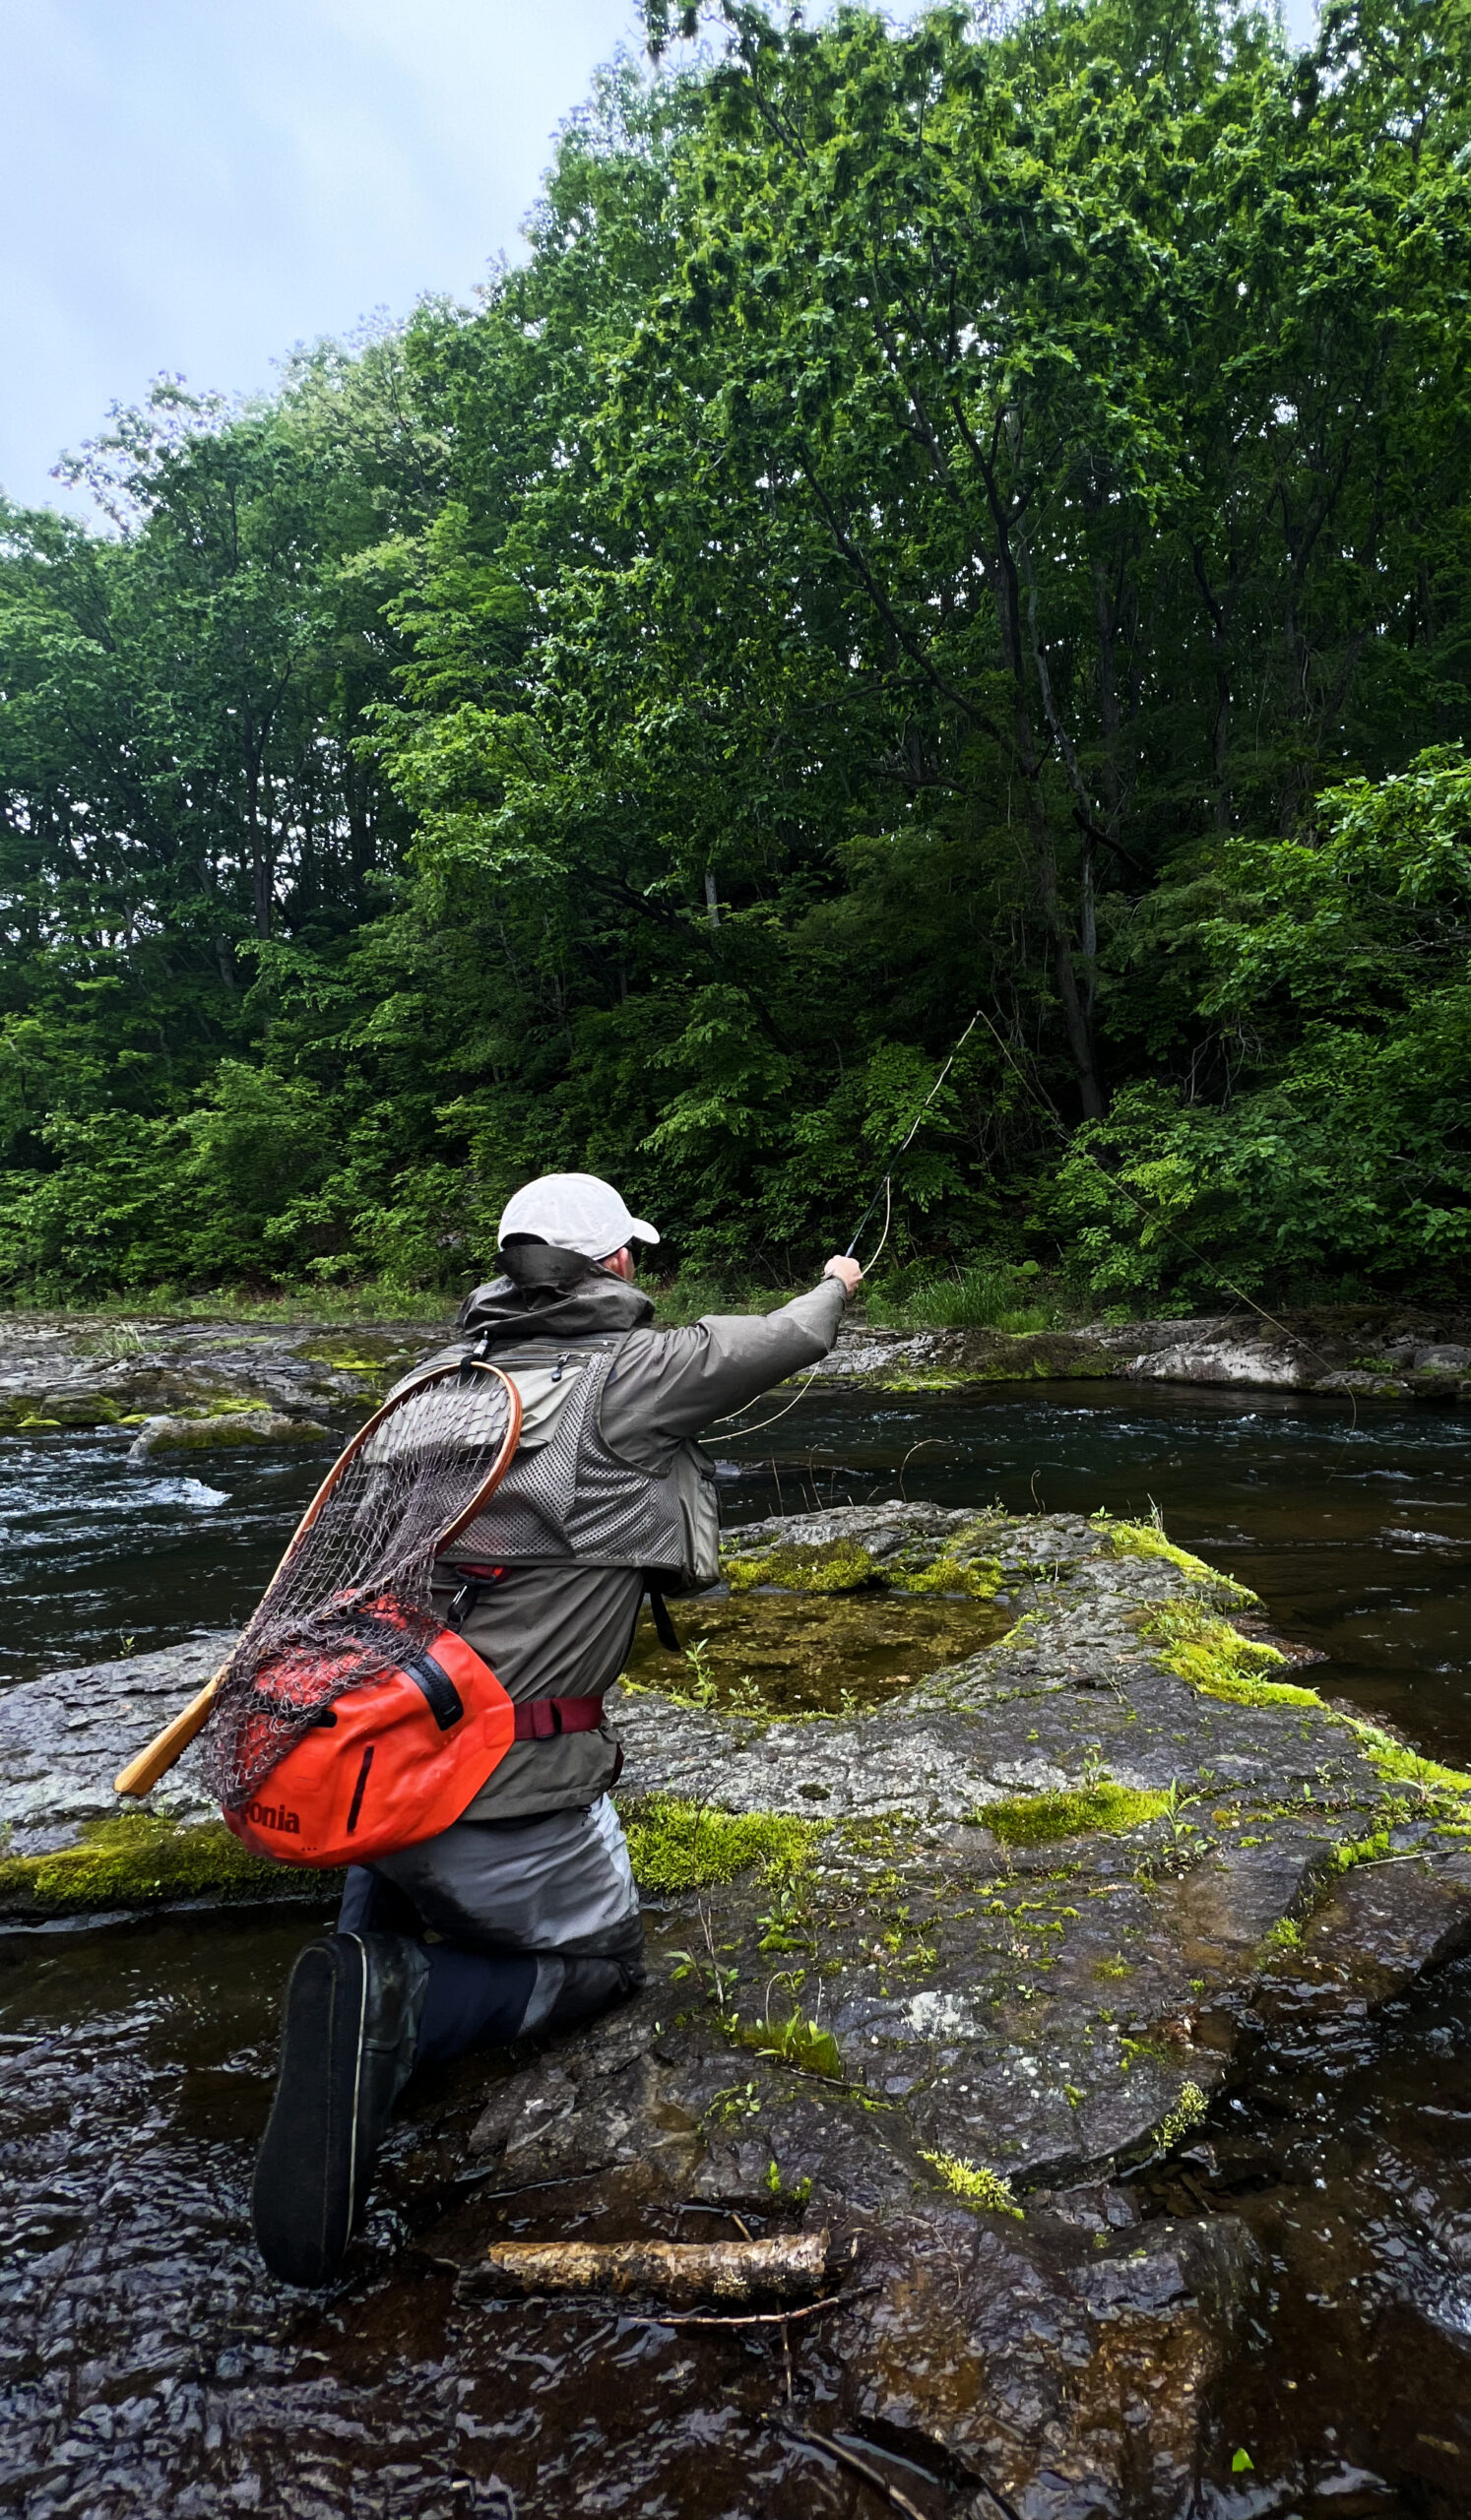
top-left (129, 1410), bottom-right (330, 1455)
top-left (0, 1812), bottom-right (340, 1918)
top-left (725, 1538), bottom-right (882, 1595)
top-left (1101, 1516), bottom-right (1254, 1599)
top-left (1143, 1599), bottom-right (1322, 1709)
top-left (617, 1794), bottom-right (824, 1895)
top-left (979, 1781), bottom-right (1175, 1846)
top-left (723, 1527), bottom-right (1003, 1601)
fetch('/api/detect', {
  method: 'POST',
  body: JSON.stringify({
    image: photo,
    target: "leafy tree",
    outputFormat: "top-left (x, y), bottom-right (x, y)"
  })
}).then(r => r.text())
top-left (0, 0), bottom-right (1468, 1302)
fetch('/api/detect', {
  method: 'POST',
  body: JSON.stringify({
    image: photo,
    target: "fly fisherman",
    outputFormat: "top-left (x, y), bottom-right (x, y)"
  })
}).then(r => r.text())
top-left (252, 1172), bottom-right (863, 2285)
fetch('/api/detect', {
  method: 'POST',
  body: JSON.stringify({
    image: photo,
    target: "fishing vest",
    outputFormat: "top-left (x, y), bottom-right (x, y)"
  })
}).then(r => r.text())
top-left (438, 1332), bottom-right (721, 1592)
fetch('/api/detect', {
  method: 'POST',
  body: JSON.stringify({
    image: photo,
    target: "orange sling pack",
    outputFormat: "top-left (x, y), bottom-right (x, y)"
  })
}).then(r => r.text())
top-left (222, 1621), bottom-right (515, 1867)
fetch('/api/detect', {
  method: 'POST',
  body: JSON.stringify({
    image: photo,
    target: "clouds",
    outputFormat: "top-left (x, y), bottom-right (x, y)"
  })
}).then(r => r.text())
top-left (0, 0), bottom-right (638, 511)
top-left (0, 0), bottom-right (1319, 519)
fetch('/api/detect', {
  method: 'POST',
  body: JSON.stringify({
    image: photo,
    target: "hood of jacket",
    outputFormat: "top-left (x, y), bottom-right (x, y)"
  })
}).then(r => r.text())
top-left (457, 1255), bottom-right (655, 1346)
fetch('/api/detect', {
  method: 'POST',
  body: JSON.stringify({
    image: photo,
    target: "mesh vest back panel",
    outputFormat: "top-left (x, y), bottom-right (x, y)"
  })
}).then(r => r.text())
top-left (443, 1340), bottom-right (719, 1585)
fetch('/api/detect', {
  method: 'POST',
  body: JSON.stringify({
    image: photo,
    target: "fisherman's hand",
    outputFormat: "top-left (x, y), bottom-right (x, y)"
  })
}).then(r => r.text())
top-left (823, 1255), bottom-right (863, 1297)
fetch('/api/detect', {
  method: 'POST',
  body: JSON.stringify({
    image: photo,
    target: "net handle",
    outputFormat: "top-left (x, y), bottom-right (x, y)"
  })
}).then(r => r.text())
top-left (114, 1361), bottom-right (522, 1798)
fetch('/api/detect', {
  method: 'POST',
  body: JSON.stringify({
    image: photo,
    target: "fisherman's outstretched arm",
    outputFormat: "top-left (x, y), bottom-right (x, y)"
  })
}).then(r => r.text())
top-left (600, 1261), bottom-right (859, 1458)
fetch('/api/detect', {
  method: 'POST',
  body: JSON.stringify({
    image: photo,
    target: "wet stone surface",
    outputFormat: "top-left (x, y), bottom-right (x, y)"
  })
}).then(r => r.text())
top-left (5, 1502), bottom-right (1471, 2510)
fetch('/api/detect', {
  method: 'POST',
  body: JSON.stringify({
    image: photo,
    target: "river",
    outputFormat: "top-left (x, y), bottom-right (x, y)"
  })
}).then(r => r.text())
top-left (2, 1384), bottom-right (1469, 2517)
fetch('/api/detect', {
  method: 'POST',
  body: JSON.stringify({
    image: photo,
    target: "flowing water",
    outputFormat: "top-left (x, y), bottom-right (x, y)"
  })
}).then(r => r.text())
top-left (2, 1384), bottom-right (1469, 2517)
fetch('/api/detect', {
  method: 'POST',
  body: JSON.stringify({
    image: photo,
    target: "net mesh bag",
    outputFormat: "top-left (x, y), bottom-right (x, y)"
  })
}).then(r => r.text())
top-left (205, 1363), bottom-right (518, 1810)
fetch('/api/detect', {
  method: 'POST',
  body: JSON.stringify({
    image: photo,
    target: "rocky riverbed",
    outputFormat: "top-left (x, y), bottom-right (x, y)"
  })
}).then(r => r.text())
top-left (4, 1501), bottom-right (1471, 2512)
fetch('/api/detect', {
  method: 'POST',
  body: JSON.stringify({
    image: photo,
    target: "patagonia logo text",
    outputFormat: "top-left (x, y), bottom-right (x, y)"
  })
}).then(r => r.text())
top-left (246, 1800), bottom-right (301, 1836)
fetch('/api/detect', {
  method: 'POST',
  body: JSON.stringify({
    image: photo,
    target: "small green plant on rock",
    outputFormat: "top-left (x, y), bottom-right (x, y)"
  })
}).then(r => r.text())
top-left (737, 2011), bottom-right (843, 2079)
top-left (921, 2151), bottom-right (1023, 2217)
top-left (1153, 2082), bottom-right (1208, 2152)
top-left (706, 2081), bottom-right (763, 2125)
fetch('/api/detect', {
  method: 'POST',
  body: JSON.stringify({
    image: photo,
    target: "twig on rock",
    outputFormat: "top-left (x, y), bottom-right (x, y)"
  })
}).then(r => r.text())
top-left (630, 2287), bottom-right (863, 2329)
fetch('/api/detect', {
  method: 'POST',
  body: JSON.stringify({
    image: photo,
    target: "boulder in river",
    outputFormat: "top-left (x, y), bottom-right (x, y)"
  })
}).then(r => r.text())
top-left (0, 1313), bottom-right (442, 1436)
top-left (125, 1408), bottom-right (333, 1458)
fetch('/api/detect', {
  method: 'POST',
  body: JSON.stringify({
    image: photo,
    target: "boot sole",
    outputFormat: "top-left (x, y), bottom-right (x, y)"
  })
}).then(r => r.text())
top-left (252, 1934), bottom-right (369, 2287)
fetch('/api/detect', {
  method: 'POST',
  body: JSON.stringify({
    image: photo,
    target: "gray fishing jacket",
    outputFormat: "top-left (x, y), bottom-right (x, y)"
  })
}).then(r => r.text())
top-left (414, 1266), bottom-right (849, 1822)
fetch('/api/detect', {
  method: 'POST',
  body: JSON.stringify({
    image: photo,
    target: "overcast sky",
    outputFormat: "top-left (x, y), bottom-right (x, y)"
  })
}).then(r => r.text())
top-left (2, 0), bottom-right (1317, 520)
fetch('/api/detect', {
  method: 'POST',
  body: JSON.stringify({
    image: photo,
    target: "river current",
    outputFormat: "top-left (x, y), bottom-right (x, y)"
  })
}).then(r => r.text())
top-left (2, 1383), bottom-right (1469, 2516)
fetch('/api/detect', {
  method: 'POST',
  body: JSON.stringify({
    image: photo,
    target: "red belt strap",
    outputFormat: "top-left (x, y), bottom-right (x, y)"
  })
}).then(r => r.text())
top-left (511, 1695), bottom-right (605, 1742)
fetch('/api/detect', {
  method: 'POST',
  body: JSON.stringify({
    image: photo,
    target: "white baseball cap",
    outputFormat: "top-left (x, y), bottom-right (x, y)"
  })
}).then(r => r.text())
top-left (497, 1172), bottom-right (660, 1261)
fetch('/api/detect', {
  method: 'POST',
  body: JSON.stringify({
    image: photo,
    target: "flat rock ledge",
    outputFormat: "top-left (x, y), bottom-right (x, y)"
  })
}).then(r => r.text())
top-left (0, 1315), bottom-right (443, 1439)
top-left (5, 1501), bottom-right (1471, 2509)
top-left (819, 1301), bottom-right (1471, 1402)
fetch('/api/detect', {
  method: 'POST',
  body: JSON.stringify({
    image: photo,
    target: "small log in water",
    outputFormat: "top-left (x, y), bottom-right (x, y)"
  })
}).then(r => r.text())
top-left (476, 2231), bottom-right (830, 2306)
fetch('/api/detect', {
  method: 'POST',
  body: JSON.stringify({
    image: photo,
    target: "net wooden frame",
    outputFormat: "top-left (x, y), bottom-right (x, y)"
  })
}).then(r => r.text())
top-left (205, 1361), bottom-right (522, 1810)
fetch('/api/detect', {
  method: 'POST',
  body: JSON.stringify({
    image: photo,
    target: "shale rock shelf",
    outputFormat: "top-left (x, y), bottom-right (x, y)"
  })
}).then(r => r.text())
top-left (4, 1501), bottom-right (1471, 2511)
top-left (0, 1315), bottom-right (441, 1444)
top-left (819, 1304), bottom-right (1471, 1403)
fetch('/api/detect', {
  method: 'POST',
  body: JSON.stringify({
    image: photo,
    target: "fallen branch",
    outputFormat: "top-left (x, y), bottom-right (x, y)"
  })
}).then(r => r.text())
top-left (626, 2287), bottom-right (863, 2329)
top-left (474, 2231), bottom-right (829, 2307)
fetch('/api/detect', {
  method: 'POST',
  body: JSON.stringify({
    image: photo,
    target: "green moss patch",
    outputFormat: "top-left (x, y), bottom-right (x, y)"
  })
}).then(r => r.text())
top-left (618, 1795), bottom-right (825, 1895)
top-left (1144, 1598), bottom-right (1322, 1708)
top-left (1152, 2081), bottom-right (1208, 2152)
top-left (891, 1551), bottom-right (1003, 1600)
top-left (725, 1538), bottom-right (880, 1594)
top-left (980, 1781), bottom-right (1175, 1846)
top-left (1099, 1516), bottom-right (1254, 1600)
top-left (1348, 1722), bottom-right (1471, 1797)
top-left (0, 1812), bottom-right (337, 1917)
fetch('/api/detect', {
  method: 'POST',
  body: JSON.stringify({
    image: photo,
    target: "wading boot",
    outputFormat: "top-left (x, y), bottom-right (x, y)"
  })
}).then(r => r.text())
top-left (252, 1929), bottom-right (429, 2288)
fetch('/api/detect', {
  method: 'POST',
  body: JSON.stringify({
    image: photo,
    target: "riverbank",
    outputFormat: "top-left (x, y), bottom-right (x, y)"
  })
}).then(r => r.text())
top-left (819, 1303), bottom-right (1471, 1402)
top-left (0, 1298), bottom-right (1467, 1444)
top-left (5, 1501), bottom-right (1471, 2510)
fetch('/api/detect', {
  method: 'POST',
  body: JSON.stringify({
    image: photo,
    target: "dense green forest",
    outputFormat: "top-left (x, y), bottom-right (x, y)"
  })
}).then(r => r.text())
top-left (2, 0), bottom-right (1468, 1312)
